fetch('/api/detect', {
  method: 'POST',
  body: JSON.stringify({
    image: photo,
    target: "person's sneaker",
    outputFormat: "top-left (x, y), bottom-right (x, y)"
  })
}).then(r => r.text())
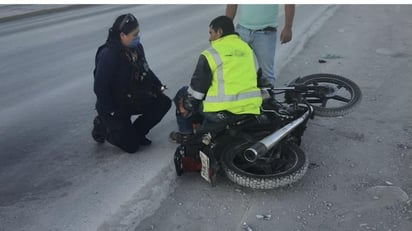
top-left (139, 136), bottom-right (152, 146)
top-left (92, 116), bottom-right (106, 143)
top-left (169, 131), bottom-right (193, 144)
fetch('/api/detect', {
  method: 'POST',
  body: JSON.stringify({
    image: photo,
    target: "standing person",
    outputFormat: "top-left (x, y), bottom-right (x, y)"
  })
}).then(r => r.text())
top-left (169, 16), bottom-right (262, 143)
top-left (92, 13), bottom-right (171, 153)
top-left (226, 4), bottom-right (295, 88)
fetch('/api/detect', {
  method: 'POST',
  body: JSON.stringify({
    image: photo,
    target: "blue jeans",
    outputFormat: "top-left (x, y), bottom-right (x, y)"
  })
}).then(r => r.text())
top-left (174, 86), bottom-right (198, 134)
top-left (176, 110), bottom-right (196, 134)
top-left (236, 24), bottom-right (277, 85)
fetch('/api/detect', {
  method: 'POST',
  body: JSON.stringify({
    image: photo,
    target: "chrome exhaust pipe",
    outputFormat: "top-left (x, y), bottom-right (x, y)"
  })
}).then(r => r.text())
top-left (244, 109), bottom-right (311, 162)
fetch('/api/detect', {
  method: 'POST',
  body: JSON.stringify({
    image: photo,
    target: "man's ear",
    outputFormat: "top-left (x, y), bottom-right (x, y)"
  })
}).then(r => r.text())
top-left (217, 28), bottom-right (223, 37)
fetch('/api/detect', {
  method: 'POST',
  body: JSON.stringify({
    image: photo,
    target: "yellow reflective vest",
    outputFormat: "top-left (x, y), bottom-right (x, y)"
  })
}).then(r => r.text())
top-left (202, 34), bottom-right (262, 114)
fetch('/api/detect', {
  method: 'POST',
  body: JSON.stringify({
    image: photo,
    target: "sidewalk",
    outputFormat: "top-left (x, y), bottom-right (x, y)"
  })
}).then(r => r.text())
top-left (0, 4), bottom-right (86, 23)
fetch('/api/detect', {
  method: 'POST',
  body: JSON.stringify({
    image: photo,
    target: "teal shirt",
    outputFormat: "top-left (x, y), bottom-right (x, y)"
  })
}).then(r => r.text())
top-left (238, 5), bottom-right (279, 30)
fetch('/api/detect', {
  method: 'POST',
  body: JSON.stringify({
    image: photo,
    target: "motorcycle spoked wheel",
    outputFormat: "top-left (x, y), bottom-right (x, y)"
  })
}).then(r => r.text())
top-left (221, 139), bottom-right (308, 189)
top-left (294, 73), bottom-right (362, 117)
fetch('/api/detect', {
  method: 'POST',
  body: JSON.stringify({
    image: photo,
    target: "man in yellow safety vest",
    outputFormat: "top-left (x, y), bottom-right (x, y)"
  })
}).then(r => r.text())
top-left (170, 16), bottom-right (262, 143)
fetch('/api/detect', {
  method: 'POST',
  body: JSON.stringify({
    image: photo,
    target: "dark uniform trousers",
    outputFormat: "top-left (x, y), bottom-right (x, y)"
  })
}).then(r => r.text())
top-left (100, 93), bottom-right (171, 153)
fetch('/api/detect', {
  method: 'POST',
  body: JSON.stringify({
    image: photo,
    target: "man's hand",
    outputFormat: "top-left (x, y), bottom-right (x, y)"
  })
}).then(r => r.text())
top-left (281, 4), bottom-right (295, 44)
top-left (280, 27), bottom-right (292, 44)
top-left (178, 97), bottom-right (190, 117)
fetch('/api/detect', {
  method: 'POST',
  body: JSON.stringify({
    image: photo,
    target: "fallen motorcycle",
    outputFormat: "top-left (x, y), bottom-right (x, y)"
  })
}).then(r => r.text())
top-left (173, 73), bottom-right (362, 189)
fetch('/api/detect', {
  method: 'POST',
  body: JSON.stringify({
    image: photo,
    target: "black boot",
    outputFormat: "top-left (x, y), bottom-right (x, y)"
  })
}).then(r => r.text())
top-left (139, 136), bottom-right (152, 146)
top-left (92, 116), bottom-right (106, 143)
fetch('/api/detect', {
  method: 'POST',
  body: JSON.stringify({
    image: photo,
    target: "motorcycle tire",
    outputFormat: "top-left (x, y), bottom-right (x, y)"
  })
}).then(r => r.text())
top-left (221, 140), bottom-right (308, 189)
top-left (294, 73), bottom-right (362, 117)
top-left (174, 146), bottom-right (184, 176)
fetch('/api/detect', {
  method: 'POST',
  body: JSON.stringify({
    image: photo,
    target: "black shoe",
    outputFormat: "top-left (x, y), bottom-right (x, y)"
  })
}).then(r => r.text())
top-left (139, 136), bottom-right (152, 146)
top-left (92, 116), bottom-right (106, 143)
top-left (257, 77), bottom-right (274, 88)
top-left (169, 131), bottom-right (193, 144)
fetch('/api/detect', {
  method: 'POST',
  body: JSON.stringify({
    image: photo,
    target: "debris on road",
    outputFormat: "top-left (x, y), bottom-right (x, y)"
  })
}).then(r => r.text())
top-left (256, 214), bottom-right (272, 220)
top-left (385, 181), bottom-right (394, 186)
top-left (242, 222), bottom-right (253, 231)
top-left (308, 162), bottom-right (320, 169)
top-left (321, 53), bottom-right (343, 59)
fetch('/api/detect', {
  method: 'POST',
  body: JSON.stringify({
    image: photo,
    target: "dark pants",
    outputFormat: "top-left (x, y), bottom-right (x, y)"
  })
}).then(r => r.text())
top-left (100, 93), bottom-right (171, 153)
top-left (176, 110), bottom-right (237, 134)
top-left (174, 86), bottom-right (236, 134)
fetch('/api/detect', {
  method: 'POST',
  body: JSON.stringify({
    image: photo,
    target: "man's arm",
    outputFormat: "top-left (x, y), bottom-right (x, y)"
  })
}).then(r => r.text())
top-left (177, 55), bottom-right (212, 117)
top-left (189, 55), bottom-right (212, 101)
top-left (280, 4), bottom-right (295, 44)
top-left (225, 4), bottom-right (238, 20)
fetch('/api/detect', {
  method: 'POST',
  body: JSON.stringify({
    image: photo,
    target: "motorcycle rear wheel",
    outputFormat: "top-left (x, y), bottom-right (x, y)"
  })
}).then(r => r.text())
top-left (294, 73), bottom-right (362, 117)
top-left (221, 140), bottom-right (308, 189)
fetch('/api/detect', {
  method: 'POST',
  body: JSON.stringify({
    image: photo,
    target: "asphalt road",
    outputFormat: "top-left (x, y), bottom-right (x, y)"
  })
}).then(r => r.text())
top-left (0, 5), bottom-right (222, 231)
top-left (135, 5), bottom-right (412, 231)
top-left (2, 4), bottom-right (410, 231)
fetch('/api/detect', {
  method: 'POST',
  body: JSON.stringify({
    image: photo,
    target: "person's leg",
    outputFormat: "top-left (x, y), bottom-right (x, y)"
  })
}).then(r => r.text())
top-left (171, 86), bottom-right (196, 135)
top-left (201, 111), bottom-right (232, 133)
top-left (101, 116), bottom-right (140, 153)
top-left (175, 111), bottom-right (195, 134)
top-left (133, 93), bottom-right (171, 138)
top-left (249, 30), bottom-right (277, 86)
top-left (169, 86), bottom-right (200, 143)
top-left (169, 110), bottom-right (195, 143)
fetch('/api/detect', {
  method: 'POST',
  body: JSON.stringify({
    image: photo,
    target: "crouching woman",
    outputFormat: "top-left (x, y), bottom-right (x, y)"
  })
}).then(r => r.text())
top-left (92, 13), bottom-right (171, 153)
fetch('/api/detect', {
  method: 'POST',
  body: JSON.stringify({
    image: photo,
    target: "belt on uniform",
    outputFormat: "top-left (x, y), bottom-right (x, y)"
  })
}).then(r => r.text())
top-left (255, 26), bottom-right (277, 32)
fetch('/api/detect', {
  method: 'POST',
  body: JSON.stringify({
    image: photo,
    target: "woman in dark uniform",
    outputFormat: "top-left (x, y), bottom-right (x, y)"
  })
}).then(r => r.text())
top-left (92, 13), bottom-right (171, 153)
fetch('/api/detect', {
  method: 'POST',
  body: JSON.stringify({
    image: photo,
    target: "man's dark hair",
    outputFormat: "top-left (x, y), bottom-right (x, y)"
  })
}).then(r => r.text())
top-left (209, 16), bottom-right (235, 37)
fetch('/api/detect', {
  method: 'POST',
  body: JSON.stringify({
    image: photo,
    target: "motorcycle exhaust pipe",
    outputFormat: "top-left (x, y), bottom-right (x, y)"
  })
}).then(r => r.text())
top-left (244, 110), bottom-right (311, 163)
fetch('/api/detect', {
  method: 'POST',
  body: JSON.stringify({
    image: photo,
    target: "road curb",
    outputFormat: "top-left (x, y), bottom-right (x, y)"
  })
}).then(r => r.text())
top-left (0, 5), bottom-right (92, 23)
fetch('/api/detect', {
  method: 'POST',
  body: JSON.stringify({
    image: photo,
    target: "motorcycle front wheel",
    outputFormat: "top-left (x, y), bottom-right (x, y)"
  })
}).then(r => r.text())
top-left (294, 73), bottom-right (362, 117)
top-left (221, 139), bottom-right (308, 189)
